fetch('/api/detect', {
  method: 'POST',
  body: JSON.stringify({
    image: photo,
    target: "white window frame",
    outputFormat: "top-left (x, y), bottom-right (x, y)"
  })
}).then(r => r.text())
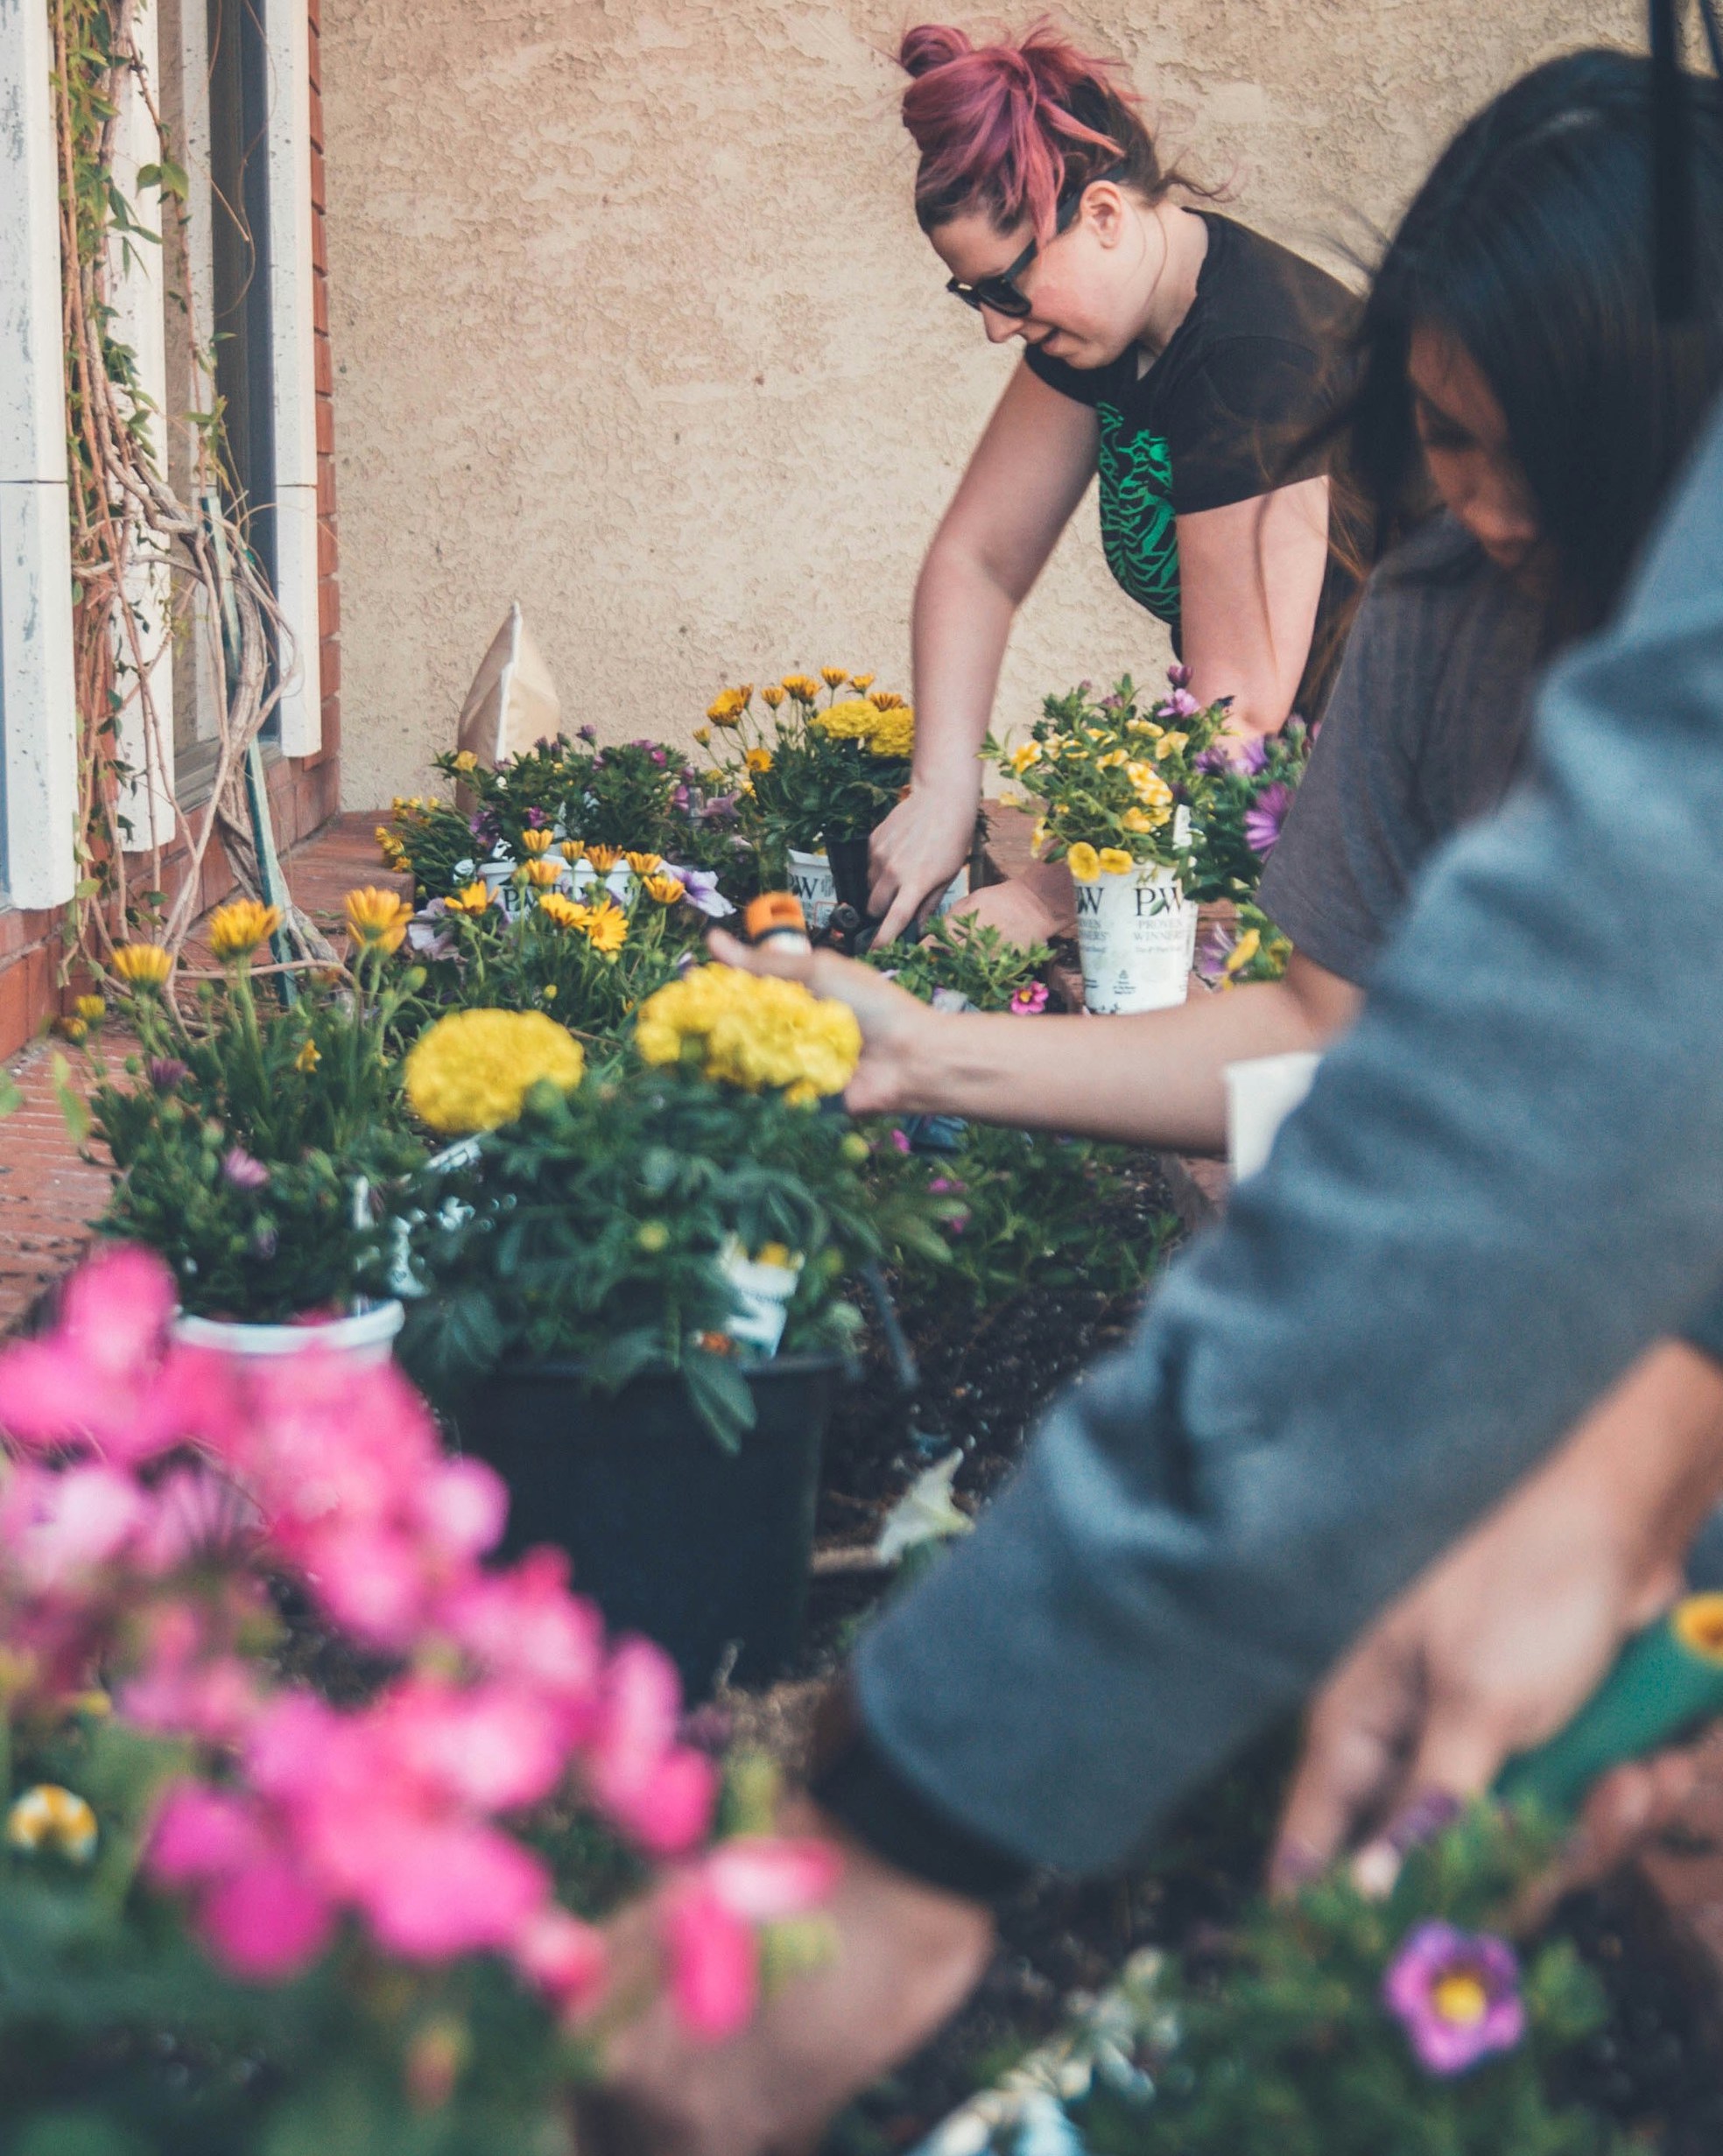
top-left (0, 0), bottom-right (79, 911)
top-left (265, 0), bottom-right (321, 759)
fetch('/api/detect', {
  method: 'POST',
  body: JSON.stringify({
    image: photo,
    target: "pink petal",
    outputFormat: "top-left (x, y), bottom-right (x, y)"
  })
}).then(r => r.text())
top-left (513, 1906), bottom-right (608, 2014)
top-left (358, 1822), bottom-right (549, 1960)
top-left (61, 1244), bottom-right (175, 1380)
top-left (147, 1780), bottom-right (268, 1886)
top-left (704, 1836), bottom-right (843, 1921)
top-left (662, 1879), bottom-right (758, 2041)
top-left (197, 1856), bottom-right (337, 1980)
top-left (417, 1456), bottom-right (508, 1561)
top-left (588, 1636), bottom-right (682, 1801)
top-left (601, 1745), bottom-right (718, 1858)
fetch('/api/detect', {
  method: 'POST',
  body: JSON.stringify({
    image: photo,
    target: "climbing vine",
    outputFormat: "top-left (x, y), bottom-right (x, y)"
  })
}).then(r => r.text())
top-left (50, 0), bottom-right (328, 978)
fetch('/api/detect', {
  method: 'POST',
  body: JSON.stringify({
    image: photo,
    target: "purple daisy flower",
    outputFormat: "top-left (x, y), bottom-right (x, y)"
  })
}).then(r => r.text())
top-left (1009, 982), bottom-right (1050, 1015)
top-left (1157, 686), bottom-right (1202, 720)
top-left (1167, 662), bottom-right (1192, 690)
top-left (1244, 781), bottom-right (1295, 856)
top-left (221, 1145), bottom-right (270, 1193)
top-left (146, 1056), bottom-right (189, 1092)
top-left (578, 723), bottom-right (598, 743)
top-left (1383, 1922), bottom-right (1525, 2076)
top-left (1237, 734), bottom-right (1270, 776)
top-left (1195, 926), bottom-right (1234, 985)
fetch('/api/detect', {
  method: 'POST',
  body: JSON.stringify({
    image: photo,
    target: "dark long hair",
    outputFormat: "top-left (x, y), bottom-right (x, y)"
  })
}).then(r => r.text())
top-left (1338, 48), bottom-right (1723, 645)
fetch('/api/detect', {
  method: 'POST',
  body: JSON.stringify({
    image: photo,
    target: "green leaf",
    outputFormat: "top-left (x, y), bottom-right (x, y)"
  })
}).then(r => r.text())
top-left (681, 1349), bottom-right (756, 1454)
top-left (0, 1072), bottom-right (21, 1118)
top-left (51, 1055), bottom-right (91, 1144)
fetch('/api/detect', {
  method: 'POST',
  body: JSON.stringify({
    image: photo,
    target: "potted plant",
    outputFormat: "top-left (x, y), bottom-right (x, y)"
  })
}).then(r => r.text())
top-left (81, 891), bottom-right (425, 1359)
top-left (990, 668), bottom-right (1231, 1015)
top-left (1187, 711), bottom-right (1313, 908)
top-left (697, 670), bottom-right (918, 921)
top-left (405, 845), bottom-right (723, 1045)
top-left (397, 970), bottom-right (951, 1695)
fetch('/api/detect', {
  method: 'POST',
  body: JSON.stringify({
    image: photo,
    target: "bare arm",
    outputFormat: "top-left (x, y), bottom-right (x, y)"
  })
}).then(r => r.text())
top-left (709, 931), bottom-right (1360, 1152)
top-left (870, 365), bottom-right (1098, 942)
top-left (1178, 475), bottom-right (1332, 738)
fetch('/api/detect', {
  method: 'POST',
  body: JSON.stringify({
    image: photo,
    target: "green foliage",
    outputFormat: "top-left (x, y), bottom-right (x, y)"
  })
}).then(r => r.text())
top-left (84, 956), bottom-right (424, 1322)
top-left (1074, 1807), bottom-right (1628, 2156)
top-left (401, 1067), bottom-right (954, 1448)
top-left (988, 675), bottom-right (1230, 881)
top-left (1192, 718), bottom-right (1313, 902)
top-left (428, 739), bottom-right (686, 870)
top-left (407, 884), bottom-right (693, 1048)
top-left (864, 914), bottom-right (1052, 1014)
top-left (743, 720), bottom-right (910, 860)
top-left (1195, 902), bottom-right (1294, 990)
top-left (890, 1122), bottom-right (1174, 1309)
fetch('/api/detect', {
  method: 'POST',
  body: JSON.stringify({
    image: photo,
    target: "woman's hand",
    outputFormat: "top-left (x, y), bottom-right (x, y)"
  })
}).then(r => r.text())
top-left (868, 783), bottom-right (977, 945)
top-left (1270, 1339), bottom-right (1723, 1895)
top-left (707, 929), bottom-right (939, 1119)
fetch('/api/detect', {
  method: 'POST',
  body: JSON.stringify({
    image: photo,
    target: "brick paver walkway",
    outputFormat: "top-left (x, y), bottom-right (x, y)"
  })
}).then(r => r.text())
top-left (0, 813), bottom-right (405, 1335)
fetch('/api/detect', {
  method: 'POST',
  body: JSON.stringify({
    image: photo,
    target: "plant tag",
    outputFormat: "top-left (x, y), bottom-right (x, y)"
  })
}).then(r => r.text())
top-left (1172, 804), bottom-right (1192, 849)
top-left (785, 849), bottom-right (838, 930)
top-left (717, 1235), bottom-right (804, 1356)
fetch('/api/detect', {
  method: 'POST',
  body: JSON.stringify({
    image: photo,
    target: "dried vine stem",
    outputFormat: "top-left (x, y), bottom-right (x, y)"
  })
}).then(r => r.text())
top-left (53, 0), bottom-right (333, 977)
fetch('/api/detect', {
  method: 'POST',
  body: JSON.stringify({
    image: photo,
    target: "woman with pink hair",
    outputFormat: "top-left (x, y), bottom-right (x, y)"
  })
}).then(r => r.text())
top-left (869, 20), bottom-right (1356, 941)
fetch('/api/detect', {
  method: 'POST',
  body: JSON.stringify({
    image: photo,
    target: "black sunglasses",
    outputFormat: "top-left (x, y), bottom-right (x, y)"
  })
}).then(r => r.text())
top-left (945, 164), bottom-right (1128, 318)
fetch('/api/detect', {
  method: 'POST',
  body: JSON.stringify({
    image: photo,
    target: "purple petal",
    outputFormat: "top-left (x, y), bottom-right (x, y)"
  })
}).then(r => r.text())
top-left (221, 1146), bottom-right (270, 1193)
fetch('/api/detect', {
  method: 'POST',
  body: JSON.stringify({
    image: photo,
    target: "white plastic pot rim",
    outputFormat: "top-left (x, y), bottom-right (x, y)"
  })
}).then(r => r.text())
top-left (172, 1300), bottom-right (406, 1358)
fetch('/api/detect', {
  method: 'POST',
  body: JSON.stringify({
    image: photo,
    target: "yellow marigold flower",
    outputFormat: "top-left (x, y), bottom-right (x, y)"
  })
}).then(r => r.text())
top-left (1007, 741), bottom-right (1042, 776)
top-left (344, 886), bottom-right (414, 954)
top-left (634, 964), bottom-right (861, 1102)
top-left (707, 687), bottom-right (750, 727)
top-left (1066, 842), bottom-right (1101, 882)
top-left (761, 685), bottom-right (786, 709)
top-left (520, 828), bottom-right (557, 856)
top-left (295, 1037), bottom-right (321, 1072)
top-left (820, 665), bottom-right (848, 689)
top-left (1096, 748), bottom-right (1129, 769)
top-left (522, 858), bottom-right (564, 889)
top-left (450, 882), bottom-right (491, 916)
top-left (404, 1008), bottom-right (585, 1134)
top-left (624, 851), bottom-right (664, 876)
top-left (868, 708), bottom-right (915, 760)
top-left (848, 673), bottom-right (876, 692)
top-left (812, 698), bottom-right (876, 741)
top-left (111, 941), bottom-right (173, 989)
top-left (579, 901), bottom-right (628, 954)
top-left (780, 674), bottom-right (821, 705)
top-left (643, 873), bottom-right (686, 906)
top-left (583, 845), bottom-right (623, 874)
top-left (207, 899), bottom-right (281, 963)
top-left (453, 750), bottom-right (479, 773)
top-left (867, 689), bottom-right (909, 712)
top-left (744, 747), bottom-right (774, 775)
top-left (1097, 847), bottom-right (1134, 876)
top-left (7, 1784), bottom-right (97, 1865)
top-left (74, 994), bottom-right (106, 1022)
top-left (538, 892), bottom-right (583, 930)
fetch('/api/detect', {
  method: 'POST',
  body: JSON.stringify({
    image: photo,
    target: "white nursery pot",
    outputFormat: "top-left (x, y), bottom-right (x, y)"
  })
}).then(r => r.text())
top-left (785, 848), bottom-right (838, 931)
top-left (1224, 1052), bottom-right (1322, 1183)
top-left (568, 860), bottom-right (635, 905)
top-left (172, 1299), bottom-right (405, 1369)
top-left (1072, 860), bottom-right (1197, 1015)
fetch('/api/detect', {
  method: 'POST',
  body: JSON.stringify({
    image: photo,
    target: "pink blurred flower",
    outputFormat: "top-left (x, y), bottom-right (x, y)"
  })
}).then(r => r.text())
top-left (513, 1906), bottom-right (608, 2018)
top-left (221, 1146), bottom-right (270, 1193)
top-left (664, 1879), bottom-right (757, 2039)
top-left (0, 1463), bottom-right (147, 1591)
top-left (361, 1820), bottom-right (549, 1959)
top-left (440, 1547), bottom-right (605, 1726)
top-left (200, 1855), bottom-right (337, 1981)
top-left (587, 1640), bottom-right (717, 1855)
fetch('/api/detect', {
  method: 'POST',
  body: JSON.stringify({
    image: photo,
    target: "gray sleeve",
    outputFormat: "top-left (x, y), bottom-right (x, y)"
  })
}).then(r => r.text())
top-left (1255, 572), bottom-right (1427, 986)
top-left (853, 398), bottom-right (1723, 1878)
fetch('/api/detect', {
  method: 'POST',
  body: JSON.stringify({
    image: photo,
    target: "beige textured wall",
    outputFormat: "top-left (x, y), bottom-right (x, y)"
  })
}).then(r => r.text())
top-left (321, 0), bottom-right (1636, 808)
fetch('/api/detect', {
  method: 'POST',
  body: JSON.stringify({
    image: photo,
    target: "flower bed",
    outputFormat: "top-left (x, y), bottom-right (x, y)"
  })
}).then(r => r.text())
top-left (14, 675), bottom-right (1721, 2152)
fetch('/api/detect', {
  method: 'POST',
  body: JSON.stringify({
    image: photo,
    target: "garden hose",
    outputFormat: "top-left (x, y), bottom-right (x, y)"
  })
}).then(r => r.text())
top-left (1494, 1592), bottom-right (1723, 1816)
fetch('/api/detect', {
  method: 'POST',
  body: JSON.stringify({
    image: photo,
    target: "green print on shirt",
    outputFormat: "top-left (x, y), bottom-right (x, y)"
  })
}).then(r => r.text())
top-left (1096, 403), bottom-right (1180, 629)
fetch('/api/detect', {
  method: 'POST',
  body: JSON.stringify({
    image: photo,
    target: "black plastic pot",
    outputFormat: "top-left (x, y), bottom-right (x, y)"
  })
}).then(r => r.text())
top-left (453, 1355), bottom-right (842, 1700)
top-left (825, 835), bottom-right (875, 919)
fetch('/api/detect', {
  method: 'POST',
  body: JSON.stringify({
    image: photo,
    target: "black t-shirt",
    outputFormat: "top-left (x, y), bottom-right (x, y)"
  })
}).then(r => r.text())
top-left (1025, 211), bottom-right (1355, 641)
top-left (1255, 515), bottom-right (1545, 985)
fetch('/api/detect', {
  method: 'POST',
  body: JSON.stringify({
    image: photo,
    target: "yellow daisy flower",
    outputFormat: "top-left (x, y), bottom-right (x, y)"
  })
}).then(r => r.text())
top-left (643, 874), bottom-right (686, 906)
top-left (453, 749), bottom-right (479, 773)
top-left (538, 892), bottom-right (583, 930)
top-left (295, 1037), bottom-right (321, 1072)
top-left (520, 829), bottom-right (557, 856)
top-left (207, 899), bottom-right (282, 963)
top-left (780, 675), bottom-right (822, 705)
top-left (344, 886), bottom-right (414, 954)
top-left (744, 747), bottom-right (774, 775)
top-left (761, 685), bottom-right (786, 709)
top-left (848, 673), bottom-right (876, 692)
top-left (110, 943), bottom-right (172, 989)
top-left (820, 665), bottom-right (848, 689)
top-left (624, 851), bottom-right (665, 876)
top-left (579, 901), bottom-right (629, 954)
top-left (449, 882), bottom-right (492, 916)
top-left (583, 845), bottom-right (623, 874)
top-left (522, 858), bottom-right (564, 889)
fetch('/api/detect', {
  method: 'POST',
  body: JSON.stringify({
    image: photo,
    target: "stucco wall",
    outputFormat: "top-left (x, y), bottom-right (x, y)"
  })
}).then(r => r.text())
top-left (321, 0), bottom-right (1636, 807)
